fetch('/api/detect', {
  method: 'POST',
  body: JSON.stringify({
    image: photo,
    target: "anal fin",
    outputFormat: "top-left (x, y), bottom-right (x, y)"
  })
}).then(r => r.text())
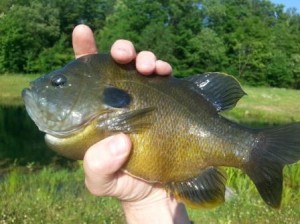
top-left (165, 167), bottom-right (226, 209)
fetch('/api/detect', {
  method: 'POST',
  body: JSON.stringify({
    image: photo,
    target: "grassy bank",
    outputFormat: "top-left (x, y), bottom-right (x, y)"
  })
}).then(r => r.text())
top-left (1, 164), bottom-right (299, 224)
top-left (0, 166), bottom-right (125, 223)
top-left (0, 74), bottom-right (39, 106)
top-left (223, 86), bottom-right (300, 126)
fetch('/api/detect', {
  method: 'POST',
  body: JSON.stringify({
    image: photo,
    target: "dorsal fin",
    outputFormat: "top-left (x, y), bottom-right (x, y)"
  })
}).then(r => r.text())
top-left (185, 72), bottom-right (246, 112)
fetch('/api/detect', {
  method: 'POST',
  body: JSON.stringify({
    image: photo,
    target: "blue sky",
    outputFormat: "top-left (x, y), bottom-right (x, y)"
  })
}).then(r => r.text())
top-left (271, 0), bottom-right (300, 12)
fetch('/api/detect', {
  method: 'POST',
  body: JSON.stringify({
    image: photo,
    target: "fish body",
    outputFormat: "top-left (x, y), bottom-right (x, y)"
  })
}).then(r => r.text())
top-left (22, 54), bottom-right (300, 208)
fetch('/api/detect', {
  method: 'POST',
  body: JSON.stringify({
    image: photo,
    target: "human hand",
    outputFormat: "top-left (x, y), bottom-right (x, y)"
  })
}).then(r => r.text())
top-left (72, 24), bottom-right (189, 223)
top-left (72, 24), bottom-right (172, 75)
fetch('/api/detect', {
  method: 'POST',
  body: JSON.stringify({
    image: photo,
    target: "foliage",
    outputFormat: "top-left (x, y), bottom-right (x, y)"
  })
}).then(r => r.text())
top-left (0, 0), bottom-right (114, 73)
top-left (0, 2), bottom-right (60, 73)
top-left (0, 0), bottom-right (300, 88)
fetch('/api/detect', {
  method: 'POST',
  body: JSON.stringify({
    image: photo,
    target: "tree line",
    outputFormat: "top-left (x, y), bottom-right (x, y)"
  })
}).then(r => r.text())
top-left (0, 0), bottom-right (299, 88)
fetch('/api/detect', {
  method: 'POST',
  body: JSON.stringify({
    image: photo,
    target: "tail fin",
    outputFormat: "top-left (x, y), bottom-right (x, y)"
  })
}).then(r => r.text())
top-left (244, 123), bottom-right (300, 208)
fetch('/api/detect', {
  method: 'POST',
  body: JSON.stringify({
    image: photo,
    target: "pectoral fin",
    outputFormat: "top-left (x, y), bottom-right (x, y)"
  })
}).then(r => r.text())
top-left (165, 167), bottom-right (226, 208)
top-left (97, 107), bottom-right (155, 134)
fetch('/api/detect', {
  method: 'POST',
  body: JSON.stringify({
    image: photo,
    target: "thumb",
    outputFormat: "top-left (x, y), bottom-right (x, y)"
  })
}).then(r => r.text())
top-left (72, 24), bottom-right (98, 59)
top-left (83, 133), bottom-right (132, 196)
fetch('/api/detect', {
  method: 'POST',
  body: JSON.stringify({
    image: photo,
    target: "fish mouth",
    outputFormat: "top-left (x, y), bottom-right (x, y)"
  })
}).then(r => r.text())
top-left (22, 88), bottom-right (90, 138)
top-left (22, 88), bottom-right (57, 135)
top-left (22, 88), bottom-right (42, 128)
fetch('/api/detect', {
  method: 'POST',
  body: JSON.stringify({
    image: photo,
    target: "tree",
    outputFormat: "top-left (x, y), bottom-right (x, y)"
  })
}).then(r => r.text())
top-left (0, 2), bottom-right (60, 73)
top-left (200, 0), bottom-right (299, 87)
top-left (166, 0), bottom-right (203, 76)
top-left (185, 28), bottom-right (226, 75)
top-left (97, 0), bottom-right (169, 50)
top-left (0, 0), bottom-right (115, 73)
top-left (46, 0), bottom-right (115, 36)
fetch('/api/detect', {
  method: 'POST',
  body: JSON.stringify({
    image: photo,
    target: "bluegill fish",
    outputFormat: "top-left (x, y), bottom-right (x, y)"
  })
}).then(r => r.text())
top-left (22, 54), bottom-right (300, 208)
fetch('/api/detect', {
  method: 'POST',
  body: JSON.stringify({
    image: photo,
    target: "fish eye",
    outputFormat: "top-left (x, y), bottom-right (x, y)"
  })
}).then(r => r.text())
top-left (51, 74), bottom-right (67, 87)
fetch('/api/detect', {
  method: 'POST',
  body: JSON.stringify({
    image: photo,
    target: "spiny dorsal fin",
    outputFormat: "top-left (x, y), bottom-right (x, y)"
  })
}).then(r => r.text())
top-left (165, 167), bottom-right (227, 208)
top-left (185, 72), bottom-right (246, 112)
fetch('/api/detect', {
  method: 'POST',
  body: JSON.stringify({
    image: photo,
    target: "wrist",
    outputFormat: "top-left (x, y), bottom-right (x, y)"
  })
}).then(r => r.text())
top-left (121, 188), bottom-right (190, 224)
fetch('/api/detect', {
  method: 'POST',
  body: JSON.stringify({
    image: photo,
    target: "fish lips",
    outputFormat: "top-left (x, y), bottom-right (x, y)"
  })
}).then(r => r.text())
top-left (22, 87), bottom-right (100, 138)
top-left (22, 87), bottom-right (50, 134)
top-left (22, 88), bottom-right (69, 137)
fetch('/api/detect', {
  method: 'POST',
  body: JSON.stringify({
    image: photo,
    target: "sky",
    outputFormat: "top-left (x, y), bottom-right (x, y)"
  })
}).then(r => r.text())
top-left (271, 0), bottom-right (300, 12)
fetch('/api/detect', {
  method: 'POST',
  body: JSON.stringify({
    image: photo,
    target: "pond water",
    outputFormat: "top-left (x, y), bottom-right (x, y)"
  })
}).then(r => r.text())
top-left (0, 106), bottom-right (60, 166)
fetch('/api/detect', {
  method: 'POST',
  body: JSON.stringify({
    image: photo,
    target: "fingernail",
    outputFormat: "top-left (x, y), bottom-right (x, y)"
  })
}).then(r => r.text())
top-left (116, 47), bottom-right (128, 54)
top-left (114, 47), bottom-right (134, 64)
top-left (143, 61), bottom-right (155, 69)
top-left (108, 135), bottom-right (128, 157)
top-left (138, 62), bottom-right (156, 75)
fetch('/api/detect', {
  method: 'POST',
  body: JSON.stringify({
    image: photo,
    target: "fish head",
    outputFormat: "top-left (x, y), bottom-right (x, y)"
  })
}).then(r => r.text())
top-left (22, 54), bottom-right (109, 138)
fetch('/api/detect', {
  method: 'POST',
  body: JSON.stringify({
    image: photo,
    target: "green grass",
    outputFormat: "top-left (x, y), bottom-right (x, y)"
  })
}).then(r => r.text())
top-left (0, 164), bottom-right (299, 224)
top-left (0, 166), bottom-right (125, 224)
top-left (0, 74), bottom-right (40, 106)
top-left (223, 86), bottom-right (300, 126)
